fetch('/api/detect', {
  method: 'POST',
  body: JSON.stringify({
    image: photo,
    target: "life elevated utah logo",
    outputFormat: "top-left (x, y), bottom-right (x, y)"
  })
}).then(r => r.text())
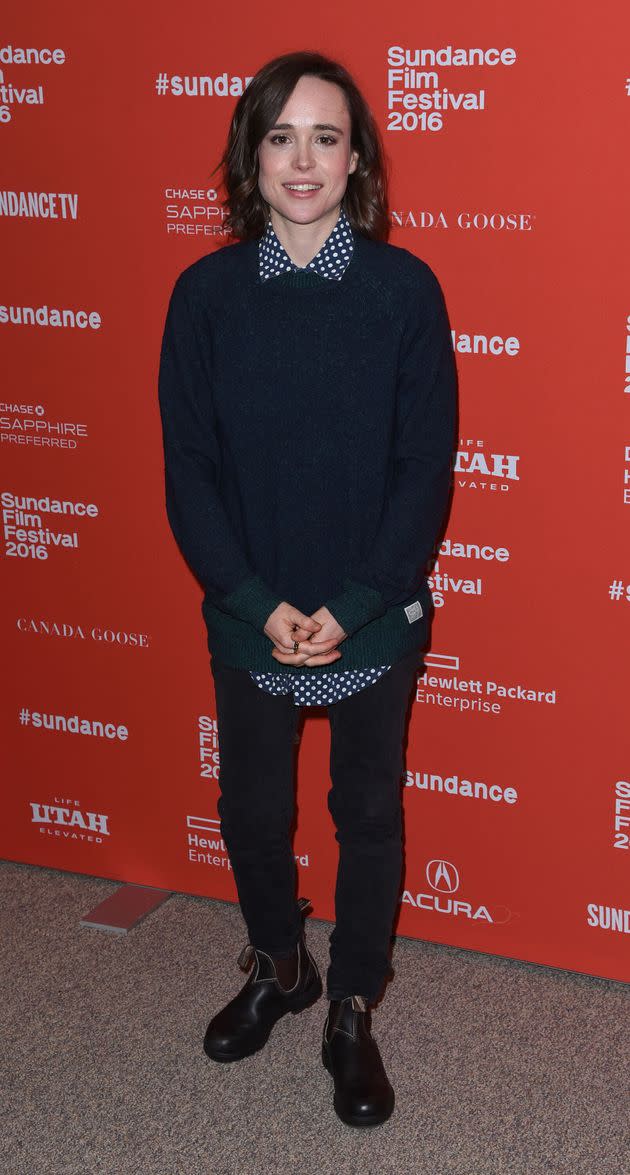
top-left (30, 798), bottom-right (110, 844)
top-left (454, 438), bottom-right (520, 492)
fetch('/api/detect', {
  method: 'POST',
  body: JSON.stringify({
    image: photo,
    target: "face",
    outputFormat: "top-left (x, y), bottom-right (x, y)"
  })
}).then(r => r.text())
top-left (257, 74), bottom-right (359, 231)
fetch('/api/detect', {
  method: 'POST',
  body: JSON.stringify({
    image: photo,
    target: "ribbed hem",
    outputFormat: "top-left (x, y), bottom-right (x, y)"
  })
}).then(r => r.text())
top-left (321, 578), bottom-right (387, 638)
top-left (203, 586), bottom-right (429, 675)
top-left (218, 574), bottom-right (283, 632)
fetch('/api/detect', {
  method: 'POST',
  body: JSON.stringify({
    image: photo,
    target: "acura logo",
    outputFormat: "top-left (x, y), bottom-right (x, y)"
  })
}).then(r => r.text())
top-left (426, 858), bottom-right (459, 893)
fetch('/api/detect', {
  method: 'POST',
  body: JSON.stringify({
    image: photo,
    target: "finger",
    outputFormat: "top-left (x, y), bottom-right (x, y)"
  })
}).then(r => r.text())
top-left (289, 613), bottom-right (322, 633)
top-left (298, 658), bottom-right (338, 667)
top-left (290, 625), bottom-right (320, 641)
top-left (274, 635), bottom-right (339, 654)
top-left (271, 649), bottom-right (342, 666)
top-left (296, 636), bottom-right (343, 653)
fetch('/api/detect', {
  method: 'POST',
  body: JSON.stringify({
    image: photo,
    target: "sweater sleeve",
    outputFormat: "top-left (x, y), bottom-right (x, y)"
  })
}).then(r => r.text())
top-left (157, 271), bottom-right (284, 631)
top-left (321, 264), bottom-right (457, 638)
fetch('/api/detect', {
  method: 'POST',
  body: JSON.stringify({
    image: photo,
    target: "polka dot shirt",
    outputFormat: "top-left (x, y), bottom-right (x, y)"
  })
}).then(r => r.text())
top-left (250, 205), bottom-right (391, 706)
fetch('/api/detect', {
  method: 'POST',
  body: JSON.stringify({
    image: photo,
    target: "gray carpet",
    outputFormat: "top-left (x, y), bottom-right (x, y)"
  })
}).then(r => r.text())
top-left (1, 860), bottom-right (628, 1175)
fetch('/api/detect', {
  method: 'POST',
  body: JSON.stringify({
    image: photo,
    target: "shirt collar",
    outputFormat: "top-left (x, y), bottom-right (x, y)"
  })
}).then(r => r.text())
top-left (259, 205), bottom-right (354, 282)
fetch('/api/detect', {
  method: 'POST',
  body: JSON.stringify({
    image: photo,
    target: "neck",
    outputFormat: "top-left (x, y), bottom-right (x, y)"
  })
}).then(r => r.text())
top-left (247, 226), bottom-right (364, 293)
top-left (267, 204), bottom-right (342, 268)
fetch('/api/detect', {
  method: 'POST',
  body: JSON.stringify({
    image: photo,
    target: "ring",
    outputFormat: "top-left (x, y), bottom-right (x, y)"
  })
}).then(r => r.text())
top-left (292, 640), bottom-right (299, 653)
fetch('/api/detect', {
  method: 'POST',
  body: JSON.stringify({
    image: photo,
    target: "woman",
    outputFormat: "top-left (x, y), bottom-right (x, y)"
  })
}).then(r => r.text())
top-left (158, 49), bottom-right (457, 1128)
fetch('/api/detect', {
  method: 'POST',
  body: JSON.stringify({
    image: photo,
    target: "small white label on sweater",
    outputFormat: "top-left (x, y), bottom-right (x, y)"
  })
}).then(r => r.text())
top-left (404, 600), bottom-right (423, 623)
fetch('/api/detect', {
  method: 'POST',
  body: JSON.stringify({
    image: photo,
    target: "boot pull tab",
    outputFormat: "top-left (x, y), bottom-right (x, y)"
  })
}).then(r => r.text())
top-left (237, 943), bottom-right (255, 971)
top-left (297, 896), bottom-right (313, 916)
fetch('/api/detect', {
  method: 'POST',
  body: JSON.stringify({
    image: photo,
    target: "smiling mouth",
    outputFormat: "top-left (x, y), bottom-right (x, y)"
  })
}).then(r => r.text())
top-left (283, 183), bottom-right (323, 191)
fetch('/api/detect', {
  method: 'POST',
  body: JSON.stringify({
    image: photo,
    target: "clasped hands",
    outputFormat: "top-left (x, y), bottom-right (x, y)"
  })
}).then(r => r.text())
top-left (264, 601), bottom-right (346, 666)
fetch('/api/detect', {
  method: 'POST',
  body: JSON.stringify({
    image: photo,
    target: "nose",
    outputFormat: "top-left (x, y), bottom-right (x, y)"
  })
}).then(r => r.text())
top-left (292, 137), bottom-right (316, 169)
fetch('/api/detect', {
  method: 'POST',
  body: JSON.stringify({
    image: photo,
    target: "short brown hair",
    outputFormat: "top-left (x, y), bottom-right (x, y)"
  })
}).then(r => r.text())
top-left (213, 50), bottom-right (390, 242)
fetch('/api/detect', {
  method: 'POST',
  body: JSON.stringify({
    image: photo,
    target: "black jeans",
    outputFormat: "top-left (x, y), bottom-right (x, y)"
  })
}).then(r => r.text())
top-left (209, 646), bottom-right (419, 1003)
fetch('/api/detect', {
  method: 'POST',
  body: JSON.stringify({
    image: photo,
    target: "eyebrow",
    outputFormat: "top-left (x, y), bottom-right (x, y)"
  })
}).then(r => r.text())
top-left (269, 122), bottom-right (345, 134)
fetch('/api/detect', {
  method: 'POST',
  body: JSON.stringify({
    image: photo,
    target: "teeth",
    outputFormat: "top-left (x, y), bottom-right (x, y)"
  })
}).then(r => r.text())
top-left (285, 184), bottom-right (321, 190)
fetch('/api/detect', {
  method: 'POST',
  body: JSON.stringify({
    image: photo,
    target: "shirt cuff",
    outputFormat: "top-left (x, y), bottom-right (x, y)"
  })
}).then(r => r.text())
top-left (321, 578), bottom-right (387, 638)
top-left (218, 575), bottom-right (284, 632)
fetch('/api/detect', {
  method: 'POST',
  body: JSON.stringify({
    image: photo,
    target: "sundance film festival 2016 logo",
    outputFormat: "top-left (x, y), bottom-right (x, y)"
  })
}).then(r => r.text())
top-left (624, 314), bottom-right (630, 395)
top-left (198, 716), bottom-right (219, 781)
top-left (386, 43), bottom-right (517, 134)
top-left (30, 798), bottom-right (110, 844)
top-left (0, 42), bottom-right (66, 126)
top-left (402, 858), bottom-right (508, 924)
top-left (613, 779), bottom-right (630, 852)
top-left (427, 535), bottom-right (511, 608)
top-left (1, 489), bottom-right (99, 561)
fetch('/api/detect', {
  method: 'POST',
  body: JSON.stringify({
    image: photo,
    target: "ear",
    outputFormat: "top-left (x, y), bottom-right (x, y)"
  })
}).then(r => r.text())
top-left (348, 149), bottom-right (359, 174)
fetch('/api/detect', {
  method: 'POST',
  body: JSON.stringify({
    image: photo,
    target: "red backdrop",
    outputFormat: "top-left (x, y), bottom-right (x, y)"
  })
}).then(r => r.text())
top-left (2, 3), bottom-right (629, 983)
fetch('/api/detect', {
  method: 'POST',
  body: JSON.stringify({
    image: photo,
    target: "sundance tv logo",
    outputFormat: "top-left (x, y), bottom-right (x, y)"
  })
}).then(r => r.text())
top-left (0, 190), bottom-right (78, 220)
top-left (30, 798), bottom-right (110, 844)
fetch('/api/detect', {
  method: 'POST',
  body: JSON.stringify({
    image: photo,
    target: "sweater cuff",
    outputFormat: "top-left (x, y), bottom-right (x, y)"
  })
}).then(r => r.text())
top-left (321, 578), bottom-right (387, 638)
top-left (219, 575), bottom-right (284, 632)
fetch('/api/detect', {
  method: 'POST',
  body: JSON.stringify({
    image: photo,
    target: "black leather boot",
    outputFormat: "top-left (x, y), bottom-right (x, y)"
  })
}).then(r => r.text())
top-left (203, 897), bottom-right (322, 1063)
top-left (322, 995), bottom-right (395, 1127)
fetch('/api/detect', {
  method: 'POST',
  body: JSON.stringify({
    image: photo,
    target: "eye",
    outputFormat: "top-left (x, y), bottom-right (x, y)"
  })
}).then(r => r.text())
top-left (267, 133), bottom-right (339, 146)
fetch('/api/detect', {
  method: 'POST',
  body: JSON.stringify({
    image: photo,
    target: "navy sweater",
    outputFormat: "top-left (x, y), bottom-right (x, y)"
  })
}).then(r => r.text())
top-left (250, 205), bottom-right (391, 704)
top-left (157, 227), bottom-right (457, 675)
